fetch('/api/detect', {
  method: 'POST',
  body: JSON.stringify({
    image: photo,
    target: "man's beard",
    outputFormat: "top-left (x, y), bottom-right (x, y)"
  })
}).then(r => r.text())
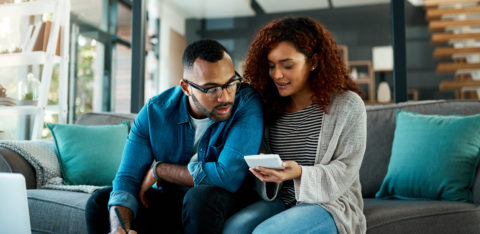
top-left (191, 94), bottom-right (233, 122)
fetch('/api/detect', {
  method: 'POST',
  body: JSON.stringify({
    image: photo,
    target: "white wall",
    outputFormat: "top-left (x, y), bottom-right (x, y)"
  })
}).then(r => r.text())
top-left (153, 0), bottom-right (187, 93)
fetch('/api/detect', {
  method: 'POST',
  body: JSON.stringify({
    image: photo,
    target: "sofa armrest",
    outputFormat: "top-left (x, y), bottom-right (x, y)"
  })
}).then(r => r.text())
top-left (0, 147), bottom-right (37, 189)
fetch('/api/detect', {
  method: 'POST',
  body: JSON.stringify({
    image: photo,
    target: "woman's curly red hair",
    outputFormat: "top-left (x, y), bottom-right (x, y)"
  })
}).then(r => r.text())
top-left (244, 17), bottom-right (363, 122)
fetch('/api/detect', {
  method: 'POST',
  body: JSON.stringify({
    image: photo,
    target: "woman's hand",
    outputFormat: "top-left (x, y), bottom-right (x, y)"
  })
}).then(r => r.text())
top-left (138, 167), bottom-right (160, 208)
top-left (249, 160), bottom-right (302, 183)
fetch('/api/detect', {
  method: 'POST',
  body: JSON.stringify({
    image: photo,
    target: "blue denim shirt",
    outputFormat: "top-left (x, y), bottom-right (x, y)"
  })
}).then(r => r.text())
top-left (108, 85), bottom-right (263, 216)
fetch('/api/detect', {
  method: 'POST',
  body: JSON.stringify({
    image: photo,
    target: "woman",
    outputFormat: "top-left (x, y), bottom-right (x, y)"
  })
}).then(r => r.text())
top-left (223, 17), bottom-right (367, 234)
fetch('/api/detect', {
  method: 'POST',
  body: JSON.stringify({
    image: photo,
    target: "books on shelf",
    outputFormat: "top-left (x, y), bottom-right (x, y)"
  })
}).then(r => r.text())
top-left (32, 21), bottom-right (61, 56)
top-left (0, 97), bottom-right (17, 106)
top-left (23, 21), bottom-right (61, 56)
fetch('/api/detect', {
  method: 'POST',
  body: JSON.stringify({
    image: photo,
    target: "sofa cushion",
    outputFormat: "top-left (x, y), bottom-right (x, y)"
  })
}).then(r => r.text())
top-left (375, 110), bottom-right (480, 202)
top-left (361, 100), bottom-right (480, 199)
top-left (47, 122), bottom-right (129, 186)
top-left (28, 189), bottom-right (90, 234)
top-left (364, 198), bottom-right (480, 234)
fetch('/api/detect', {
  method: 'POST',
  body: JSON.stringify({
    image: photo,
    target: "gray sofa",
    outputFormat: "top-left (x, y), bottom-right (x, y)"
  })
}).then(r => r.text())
top-left (0, 112), bottom-right (136, 234)
top-left (1, 100), bottom-right (480, 233)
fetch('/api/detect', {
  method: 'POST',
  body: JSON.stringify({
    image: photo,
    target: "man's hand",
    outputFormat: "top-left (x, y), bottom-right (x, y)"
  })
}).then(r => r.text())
top-left (139, 163), bottom-right (194, 207)
top-left (109, 206), bottom-right (134, 234)
top-left (249, 160), bottom-right (302, 183)
top-left (109, 226), bottom-right (138, 234)
top-left (139, 167), bottom-right (159, 208)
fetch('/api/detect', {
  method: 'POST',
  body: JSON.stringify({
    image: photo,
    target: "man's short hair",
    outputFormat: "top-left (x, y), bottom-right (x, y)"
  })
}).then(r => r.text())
top-left (182, 39), bottom-right (229, 70)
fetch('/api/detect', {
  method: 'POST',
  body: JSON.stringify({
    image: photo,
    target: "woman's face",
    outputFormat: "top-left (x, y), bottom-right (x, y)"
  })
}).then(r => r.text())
top-left (267, 41), bottom-right (313, 97)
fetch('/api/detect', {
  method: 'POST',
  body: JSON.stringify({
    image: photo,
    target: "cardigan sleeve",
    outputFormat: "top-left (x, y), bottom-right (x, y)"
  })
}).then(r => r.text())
top-left (293, 92), bottom-right (367, 204)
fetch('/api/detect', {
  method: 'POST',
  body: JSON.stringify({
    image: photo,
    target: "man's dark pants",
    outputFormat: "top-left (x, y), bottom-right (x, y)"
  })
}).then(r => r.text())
top-left (85, 183), bottom-right (258, 234)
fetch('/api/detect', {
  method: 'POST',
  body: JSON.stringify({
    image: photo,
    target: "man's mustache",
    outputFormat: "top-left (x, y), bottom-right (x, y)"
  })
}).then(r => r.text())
top-left (215, 103), bottom-right (233, 109)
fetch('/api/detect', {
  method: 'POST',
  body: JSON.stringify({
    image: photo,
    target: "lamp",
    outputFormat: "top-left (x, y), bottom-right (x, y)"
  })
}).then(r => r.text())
top-left (372, 46), bottom-right (393, 103)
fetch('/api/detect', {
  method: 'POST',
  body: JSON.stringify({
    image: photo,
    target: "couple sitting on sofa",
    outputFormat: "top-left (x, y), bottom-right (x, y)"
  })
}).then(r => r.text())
top-left (85, 17), bottom-right (367, 234)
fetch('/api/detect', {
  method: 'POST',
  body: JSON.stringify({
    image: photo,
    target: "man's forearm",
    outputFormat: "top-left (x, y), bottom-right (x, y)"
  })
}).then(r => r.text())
top-left (109, 205), bottom-right (133, 231)
top-left (156, 163), bottom-right (194, 187)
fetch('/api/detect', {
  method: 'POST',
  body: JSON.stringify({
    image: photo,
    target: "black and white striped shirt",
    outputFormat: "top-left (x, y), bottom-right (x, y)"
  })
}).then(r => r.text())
top-left (269, 104), bottom-right (323, 206)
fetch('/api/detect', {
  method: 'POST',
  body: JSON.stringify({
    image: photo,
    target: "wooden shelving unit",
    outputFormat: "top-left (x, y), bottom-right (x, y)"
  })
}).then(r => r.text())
top-left (426, 5), bottom-right (480, 20)
top-left (424, 0), bottom-right (480, 99)
top-left (0, 0), bottom-right (70, 139)
top-left (425, 6), bottom-right (480, 20)
top-left (338, 44), bottom-right (349, 68)
top-left (437, 62), bottom-right (480, 73)
top-left (0, 52), bottom-right (63, 67)
top-left (434, 47), bottom-right (480, 59)
top-left (429, 19), bottom-right (480, 31)
top-left (424, 0), bottom-right (480, 8)
top-left (431, 32), bottom-right (480, 44)
top-left (349, 60), bottom-right (375, 103)
top-left (439, 79), bottom-right (480, 90)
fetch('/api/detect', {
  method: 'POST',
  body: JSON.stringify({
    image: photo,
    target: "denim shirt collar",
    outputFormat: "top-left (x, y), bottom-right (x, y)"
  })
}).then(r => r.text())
top-left (177, 94), bottom-right (191, 125)
top-left (176, 86), bottom-right (245, 126)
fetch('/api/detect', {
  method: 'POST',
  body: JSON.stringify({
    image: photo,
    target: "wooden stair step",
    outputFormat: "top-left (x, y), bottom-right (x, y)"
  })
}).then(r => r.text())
top-left (437, 62), bottom-right (480, 73)
top-left (425, 0), bottom-right (480, 8)
top-left (434, 47), bottom-right (480, 58)
top-left (426, 6), bottom-right (480, 20)
top-left (429, 19), bottom-right (480, 31)
top-left (431, 32), bottom-right (480, 44)
top-left (439, 79), bottom-right (480, 90)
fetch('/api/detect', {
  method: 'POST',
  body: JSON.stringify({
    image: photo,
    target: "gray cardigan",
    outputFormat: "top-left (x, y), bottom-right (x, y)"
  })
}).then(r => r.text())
top-left (257, 91), bottom-right (367, 234)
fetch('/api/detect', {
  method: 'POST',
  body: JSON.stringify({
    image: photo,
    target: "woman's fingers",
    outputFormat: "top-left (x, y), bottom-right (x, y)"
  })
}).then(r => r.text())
top-left (249, 168), bottom-right (274, 182)
top-left (257, 166), bottom-right (284, 178)
top-left (256, 166), bottom-right (282, 174)
top-left (251, 161), bottom-right (301, 182)
top-left (249, 168), bottom-right (265, 179)
top-left (250, 168), bottom-right (282, 183)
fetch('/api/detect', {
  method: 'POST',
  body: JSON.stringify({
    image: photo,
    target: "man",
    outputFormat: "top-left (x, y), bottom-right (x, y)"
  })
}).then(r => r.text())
top-left (85, 39), bottom-right (263, 234)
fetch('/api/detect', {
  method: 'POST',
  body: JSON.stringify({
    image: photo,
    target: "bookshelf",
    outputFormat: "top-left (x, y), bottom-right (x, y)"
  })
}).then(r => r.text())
top-left (0, 52), bottom-right (63, 67)
top-left (349, 60), bottom-right (375, 103)
top-left (0, 0), bottom-right (70, 139)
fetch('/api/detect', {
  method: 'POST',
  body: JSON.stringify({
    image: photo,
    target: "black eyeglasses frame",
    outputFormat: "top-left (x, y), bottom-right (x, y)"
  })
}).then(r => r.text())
top-left (183, 71), bottom-right (243, 95)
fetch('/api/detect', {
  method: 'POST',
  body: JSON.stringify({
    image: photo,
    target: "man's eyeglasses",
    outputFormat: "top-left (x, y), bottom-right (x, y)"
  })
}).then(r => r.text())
top-left (184, 71), bottom-right (242, 99)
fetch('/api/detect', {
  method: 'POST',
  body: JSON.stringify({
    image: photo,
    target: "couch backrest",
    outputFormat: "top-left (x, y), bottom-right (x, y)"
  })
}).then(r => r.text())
top-left (75, 112), bottom-right (137, 127)
top-left (79, 103), bottom-right (480, 203)
top-left (360, 100), bottom-right (480, 203)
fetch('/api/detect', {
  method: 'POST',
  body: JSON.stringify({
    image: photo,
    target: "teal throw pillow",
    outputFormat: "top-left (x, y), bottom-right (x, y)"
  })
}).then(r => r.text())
top-left (47, 122), bottom-right (129, 186)
top-left (376, 110), bottom-right (480, 202)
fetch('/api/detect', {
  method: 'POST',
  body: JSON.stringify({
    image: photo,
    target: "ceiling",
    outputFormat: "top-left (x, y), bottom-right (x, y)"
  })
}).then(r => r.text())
top-left (165, 0), bottom-right (422, 19)
top-left (70, 0), bottom-right (102, 27)
top-left (70, 0), bottom-right (131, 27)
top-left (70, 0), bottom-right (423, 27)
